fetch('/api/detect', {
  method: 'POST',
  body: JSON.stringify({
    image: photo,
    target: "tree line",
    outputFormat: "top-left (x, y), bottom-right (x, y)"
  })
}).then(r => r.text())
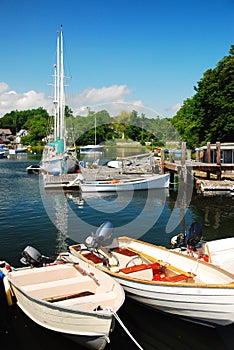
top-left (0, 107), bottom-right (180, 149)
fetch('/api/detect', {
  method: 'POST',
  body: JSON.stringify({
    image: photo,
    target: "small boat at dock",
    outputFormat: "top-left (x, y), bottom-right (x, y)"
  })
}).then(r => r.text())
top-left (0, 246), bottom-right (125, 350)
top-left (79, 173), bottom-right (170, 193)
top-left (171, 222), bottom-right (234, 274)
top-left (69, 221), bottom-right (234, 327)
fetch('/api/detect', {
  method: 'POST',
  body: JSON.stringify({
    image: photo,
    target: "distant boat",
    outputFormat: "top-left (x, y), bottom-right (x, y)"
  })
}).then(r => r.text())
top-left (69, 221), bottom-right (234, 327)
top-left (41, 26), bottom-right (78, 176)
top-left (80, 144), bottom-right (104, 153)
top-left (0, 144), bottom-right (9, 158)
top-left (79, 116), bottom-right (104, 154)
top-left (9, 144), bottom-right (27, 155)
top-left (0, 246), bottom-right (125, 350)
top-left (106, 152), bottom-right (155, 170)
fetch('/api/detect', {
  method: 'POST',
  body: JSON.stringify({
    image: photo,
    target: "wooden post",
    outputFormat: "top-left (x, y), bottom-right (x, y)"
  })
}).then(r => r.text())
top-left (207, 142), bottom-right (211, 163)
top-left (161, 149), bottom-right (165, 174)
top-left (181, 142), bottom-right (186, 166)
top-left (216, 142), bottom-right (221, 165)
top-left (216, 142), bottom-right (221, 180)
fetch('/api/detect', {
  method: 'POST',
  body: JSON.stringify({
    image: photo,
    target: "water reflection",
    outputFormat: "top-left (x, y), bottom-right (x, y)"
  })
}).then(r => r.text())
top-left (40, 185), bottom-right (234, 252)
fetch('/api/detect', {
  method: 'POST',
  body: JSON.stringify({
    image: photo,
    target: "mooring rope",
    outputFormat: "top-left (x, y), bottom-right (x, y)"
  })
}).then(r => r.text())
top-left (107, 307), bottom-right (144, 350)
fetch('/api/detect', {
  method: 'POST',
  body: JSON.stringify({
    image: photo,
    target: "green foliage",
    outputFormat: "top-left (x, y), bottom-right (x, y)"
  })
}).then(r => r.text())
top-left (74, 109), bottom-right (180, 147)
top-left (171, 45), bottom-right (234, 148)
top-left (0, 107), bottom-right (51, 145)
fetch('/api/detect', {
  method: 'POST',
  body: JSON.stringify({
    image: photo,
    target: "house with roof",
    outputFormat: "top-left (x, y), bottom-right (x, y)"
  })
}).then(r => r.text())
top-left (0, 128), bottom-right (12, 144)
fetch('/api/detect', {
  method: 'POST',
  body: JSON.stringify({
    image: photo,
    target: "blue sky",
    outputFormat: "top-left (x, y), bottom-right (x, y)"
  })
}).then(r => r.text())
top-left (0, 0), bottom-right (233, 118)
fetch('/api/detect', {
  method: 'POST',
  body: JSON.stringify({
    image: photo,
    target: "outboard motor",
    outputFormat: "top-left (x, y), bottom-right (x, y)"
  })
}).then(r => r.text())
top-left (173, 233), bottom-right (186, 249)
top-left (184, 222), bottom-right (203, 249)
top-left (20, 246), bottom-right (42, 267)
top-left (85, 221), bottom-right (114, 249)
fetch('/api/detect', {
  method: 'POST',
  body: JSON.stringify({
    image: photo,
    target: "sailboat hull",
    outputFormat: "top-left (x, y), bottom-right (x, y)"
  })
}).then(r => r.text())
top-left (41, 153), bottom-right (78, 175)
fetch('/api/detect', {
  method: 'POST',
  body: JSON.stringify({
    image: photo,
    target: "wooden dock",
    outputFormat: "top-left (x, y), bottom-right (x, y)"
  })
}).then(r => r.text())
top-left (161, 142), bottom-right (234, 196)
top-left (195, 179), bottom-right (234, 197)
top-left (43, 174), bottom-right (80, 190)
top-left (162, 160), bottom-right (234, 196)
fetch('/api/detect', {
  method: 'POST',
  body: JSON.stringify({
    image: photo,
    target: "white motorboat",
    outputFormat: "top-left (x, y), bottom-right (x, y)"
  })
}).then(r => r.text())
top-left (69, 221), bottom-right (234, 327)
top-left (171, 223), bottom-right (234, 274)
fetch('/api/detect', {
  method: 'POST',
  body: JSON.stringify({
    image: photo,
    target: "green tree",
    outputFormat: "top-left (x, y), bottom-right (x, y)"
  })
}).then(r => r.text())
top-left (171, 45), bottom-right (234, 148)
top-left (0, 107), bottom-right (51, 145)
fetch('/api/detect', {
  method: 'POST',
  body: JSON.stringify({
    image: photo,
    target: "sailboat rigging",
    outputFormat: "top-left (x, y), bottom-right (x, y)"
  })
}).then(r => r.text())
top-left (79, 116), bottom-right (104, 153)
top-left (41, 26), bottom-right (78, 175)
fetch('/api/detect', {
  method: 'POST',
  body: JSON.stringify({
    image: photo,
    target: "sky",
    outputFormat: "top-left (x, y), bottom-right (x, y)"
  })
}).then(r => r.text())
top-left (0, 0), bottom-right (233, 119)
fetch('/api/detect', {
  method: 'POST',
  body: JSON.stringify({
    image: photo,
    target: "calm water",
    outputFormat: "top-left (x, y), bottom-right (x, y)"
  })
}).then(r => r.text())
top-left (0, 154), bottom-right (234, 350)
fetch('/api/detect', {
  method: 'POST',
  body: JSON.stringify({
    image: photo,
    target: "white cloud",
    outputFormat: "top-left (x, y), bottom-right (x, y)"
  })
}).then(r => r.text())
top-left (0, 82), bottom-right (158, 118)
top-left (78, 84), bottom-right (132, 104)
top-left (69, 85), bottom-right (156, 117)
top-left (0, 83), bottom-right (51, 117)
top-left (0, 82), bottom-right (9, 94)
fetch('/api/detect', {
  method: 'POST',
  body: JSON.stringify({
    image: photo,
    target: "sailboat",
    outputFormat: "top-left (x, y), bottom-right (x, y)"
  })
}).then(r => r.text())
top-left (41, 26), bottom-right (79, 175)
top-left (79, 116), bottom-right (104, 153)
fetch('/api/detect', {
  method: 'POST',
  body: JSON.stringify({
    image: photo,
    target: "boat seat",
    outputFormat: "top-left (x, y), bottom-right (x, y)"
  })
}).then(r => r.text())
top-left (82, 252), bottom-right (103, 264)
top-left (119, 262), bottom-right (163, 274)
top-left (112, 247), bottom-right (137, 257)
top-left (10, 264), bottom-right (78, 286)
top-left (52, 290), bottom-right (117, 311)
top-left (22, 276), bottom-right (97, 299)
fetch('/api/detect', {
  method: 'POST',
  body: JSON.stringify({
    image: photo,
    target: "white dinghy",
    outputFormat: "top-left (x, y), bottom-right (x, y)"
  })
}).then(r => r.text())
top-left (0, 246), bottom-right (125, 350)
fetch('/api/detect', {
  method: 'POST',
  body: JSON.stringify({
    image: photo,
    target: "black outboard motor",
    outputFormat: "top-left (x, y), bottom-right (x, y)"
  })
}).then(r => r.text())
top-left (20, 246), bottom-right (42, 267)
top-left (184, 222), bottom-right (203, 249)
top-left (173, 233), bottom-right (186, 249)
top-left (85, 221), bottom-right (114, 249)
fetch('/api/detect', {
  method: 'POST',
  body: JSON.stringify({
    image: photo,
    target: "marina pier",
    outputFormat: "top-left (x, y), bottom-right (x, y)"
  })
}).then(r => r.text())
top-left (162, 142), bottom-right (234, 196)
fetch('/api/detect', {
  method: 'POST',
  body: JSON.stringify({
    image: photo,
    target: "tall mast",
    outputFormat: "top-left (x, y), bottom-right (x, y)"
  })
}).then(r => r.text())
top-left (56, 30), bottom-right (60, 141)
top-left (59, 25), bottom-right (65, 148)
top-left (53, 63), bottom-right (58, 141)
top-left (94, 116), bottom-right (97, 145)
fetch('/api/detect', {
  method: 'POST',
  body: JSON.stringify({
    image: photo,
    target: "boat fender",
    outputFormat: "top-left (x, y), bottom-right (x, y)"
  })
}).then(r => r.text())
top-left (0, 270), bottom-right (13, 306)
